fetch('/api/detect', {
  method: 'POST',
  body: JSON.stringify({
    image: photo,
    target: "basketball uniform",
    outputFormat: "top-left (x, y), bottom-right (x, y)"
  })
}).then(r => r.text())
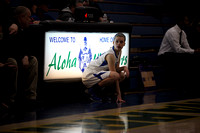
top-left (82, 46), bottom-right (120, 88)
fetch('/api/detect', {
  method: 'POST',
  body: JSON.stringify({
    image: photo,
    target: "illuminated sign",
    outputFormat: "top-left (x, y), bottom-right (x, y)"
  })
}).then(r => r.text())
top-left (44, 32), bottom-right (129, 81)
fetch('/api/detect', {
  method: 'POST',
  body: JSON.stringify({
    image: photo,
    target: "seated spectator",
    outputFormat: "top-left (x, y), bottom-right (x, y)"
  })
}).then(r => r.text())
top-left (83, 0), bottom-right (104, 22)
top-left (56, 0), bottom-right (83, 22)
top-left (24, 0), bottom-right (41, 24)
top-left (2, 6), bottom-right (39, 108)
top-left (22, 0), bottom-right (56, 24)
top-left (158, 13), bottom-right (200, 95)
top-left (36, 1), bottom-right (56, 21)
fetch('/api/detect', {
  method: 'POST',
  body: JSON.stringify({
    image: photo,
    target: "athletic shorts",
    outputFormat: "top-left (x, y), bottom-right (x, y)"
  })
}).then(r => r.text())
top-left (82, 70), bottom-right (111, 88)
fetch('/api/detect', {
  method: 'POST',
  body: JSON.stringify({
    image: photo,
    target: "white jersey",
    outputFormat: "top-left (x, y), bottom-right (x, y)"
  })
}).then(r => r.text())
top-left (82, 46), bottom-right (120, 88)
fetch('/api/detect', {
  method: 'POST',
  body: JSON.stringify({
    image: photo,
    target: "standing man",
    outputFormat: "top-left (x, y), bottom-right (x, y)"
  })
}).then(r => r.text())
top-left (82, 33), bottom-right (129, 103)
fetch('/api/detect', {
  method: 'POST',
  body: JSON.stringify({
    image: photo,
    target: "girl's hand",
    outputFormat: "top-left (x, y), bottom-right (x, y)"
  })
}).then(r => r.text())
top-left (116, 94), bottom-right (126, 103)
top-left (123, 66), bottom-right (129, 78)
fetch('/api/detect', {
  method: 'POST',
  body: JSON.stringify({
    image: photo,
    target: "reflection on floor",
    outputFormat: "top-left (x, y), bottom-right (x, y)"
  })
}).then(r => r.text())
top-left (0, 87), bottom-right (200, 133)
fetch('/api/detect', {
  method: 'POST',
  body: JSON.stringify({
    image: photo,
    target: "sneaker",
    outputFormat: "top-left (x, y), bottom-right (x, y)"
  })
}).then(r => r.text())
top-left (88, 87), bottom-right (102, 102)
top-left (90, 94), bottom-right (102, 102)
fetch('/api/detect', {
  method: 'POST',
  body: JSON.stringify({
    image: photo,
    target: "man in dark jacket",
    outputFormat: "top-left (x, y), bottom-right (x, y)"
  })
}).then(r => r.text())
top-left (2, 6), bottom-right (39, 109)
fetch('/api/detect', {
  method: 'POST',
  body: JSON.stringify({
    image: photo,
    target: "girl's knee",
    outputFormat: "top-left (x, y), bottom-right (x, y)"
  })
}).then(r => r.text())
top-left (110, 71), bottom-right (120, 81)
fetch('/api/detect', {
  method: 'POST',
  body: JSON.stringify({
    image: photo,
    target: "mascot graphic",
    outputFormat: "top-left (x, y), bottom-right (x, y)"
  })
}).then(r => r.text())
top-left (78, 37), bottom-right (92, 72)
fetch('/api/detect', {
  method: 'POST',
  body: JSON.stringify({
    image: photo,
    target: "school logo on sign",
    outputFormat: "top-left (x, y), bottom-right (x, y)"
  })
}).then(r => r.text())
top-left (78, 37), bottom-right (92, 72)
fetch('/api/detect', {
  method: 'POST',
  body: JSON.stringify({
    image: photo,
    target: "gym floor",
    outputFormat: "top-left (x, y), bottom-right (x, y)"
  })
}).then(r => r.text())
top-left (0, 83), bottom-right (200, 133)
